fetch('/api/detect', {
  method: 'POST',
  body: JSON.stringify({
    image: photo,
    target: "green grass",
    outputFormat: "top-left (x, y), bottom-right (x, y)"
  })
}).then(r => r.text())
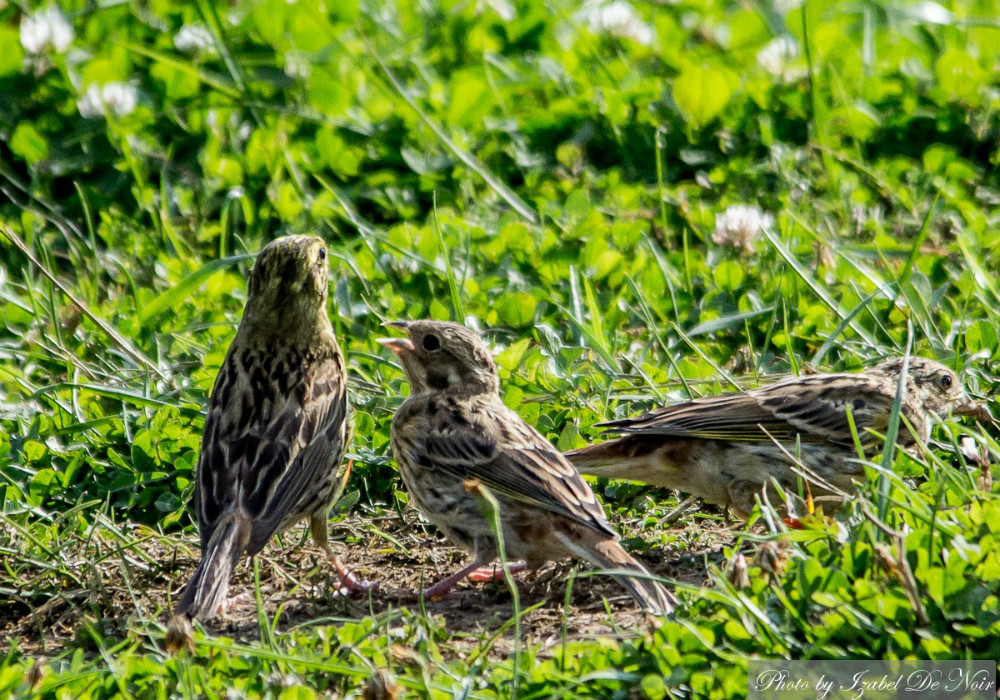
top-left (2, 0), bottom-right (1000, 697)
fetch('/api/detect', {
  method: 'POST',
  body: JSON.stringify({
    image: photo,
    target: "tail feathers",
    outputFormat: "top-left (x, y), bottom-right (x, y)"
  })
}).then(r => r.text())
top-left (563, 441), bottom-right (625, 477)
top-left (561, 534), bottom-right (677, 616)
top-left (565, 439), bottom-right (668, 488)
top-left (175, 513), bottom-right (251, 621)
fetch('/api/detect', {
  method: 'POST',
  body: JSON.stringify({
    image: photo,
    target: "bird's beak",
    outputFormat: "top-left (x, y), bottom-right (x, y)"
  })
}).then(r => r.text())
top-left (377, 321), bottom-right (414, 354)
top-left (377, 337), bottom-right (414, 354)
top-left (955, 397), bottom-right (992, 421)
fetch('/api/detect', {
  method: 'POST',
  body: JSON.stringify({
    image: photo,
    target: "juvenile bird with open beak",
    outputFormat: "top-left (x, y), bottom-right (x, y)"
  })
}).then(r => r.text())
top-left (378, 320), bottom-right (675, 615)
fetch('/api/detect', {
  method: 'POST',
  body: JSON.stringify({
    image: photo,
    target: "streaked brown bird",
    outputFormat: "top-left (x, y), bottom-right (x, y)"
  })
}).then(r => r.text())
top-left (566, 357), bottom-right (983, 518)
top-left (175, 235), bottom-right (362, 621)
top-left (378, 320), bottom-right (675, 615)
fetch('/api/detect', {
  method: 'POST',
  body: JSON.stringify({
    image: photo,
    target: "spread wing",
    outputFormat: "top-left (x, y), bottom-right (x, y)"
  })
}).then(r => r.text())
top-left (598, 374), bottom-right (894, 446)
top-left (196, 344), bottom-right (348, 552)
top-left (410, 400), bottom-right (616, 540)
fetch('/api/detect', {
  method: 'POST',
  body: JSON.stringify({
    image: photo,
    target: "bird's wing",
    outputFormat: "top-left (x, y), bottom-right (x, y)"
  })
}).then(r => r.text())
top-left (417, 401), bottom-right (617, 539)
top-left (196, 347), bottom-right (347, 551)
top-left (248, 360), bottom-right (349, 551)
top-left (598, 374), bottom-right (893, 445)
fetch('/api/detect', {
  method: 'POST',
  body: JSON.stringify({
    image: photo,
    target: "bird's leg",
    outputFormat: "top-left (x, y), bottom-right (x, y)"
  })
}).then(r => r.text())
top-left (467, 561), bottom-right (528, 582)
top-left (330, 553), bottom-right (375, 594)
top-left (310, 516), bottom-right (376, 595)
top-left (421, 559), bottom-right (493, 600)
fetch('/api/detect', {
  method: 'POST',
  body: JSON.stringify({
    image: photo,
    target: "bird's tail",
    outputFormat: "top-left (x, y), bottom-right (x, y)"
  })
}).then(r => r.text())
top-left (564, 535), bottom-right (677, 616)
top-left (175, 513), bottom-right (251, 621)
top-left (563, 440), bottom-right (626, 477)
top-left (565, 438), bottom-right (670, 487)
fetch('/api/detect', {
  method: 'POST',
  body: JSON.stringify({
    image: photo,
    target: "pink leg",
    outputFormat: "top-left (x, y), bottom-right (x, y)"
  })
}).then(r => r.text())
top-left (421, 559), bottom-right (489, 600)
top-left (467, 561), bottom-right (528, 582)
top-left (422, 560), bottom-right (528, 599)
top-left (316, 528), bottom-right (377, 595)
top-left (331, 555), bottom-right (378, 595)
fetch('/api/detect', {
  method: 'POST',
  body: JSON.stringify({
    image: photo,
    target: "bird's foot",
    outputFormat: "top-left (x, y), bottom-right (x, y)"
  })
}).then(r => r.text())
top-left (419, 559), bottom-right (490, 600)
top-left (332, 555), bottom-right (378, 596)
top-left (400, 559), bottom-right (524, 601)
top-left (219, 591), bottom-right (253, 616)
top-left (467, 561), bottom-right (528, 582)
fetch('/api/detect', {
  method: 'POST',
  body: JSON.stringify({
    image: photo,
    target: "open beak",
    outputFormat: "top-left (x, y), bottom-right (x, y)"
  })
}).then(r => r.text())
top-left (376, 321), bottom-right (414, 355)
top-left (376, 337), bottom-right (414, 354)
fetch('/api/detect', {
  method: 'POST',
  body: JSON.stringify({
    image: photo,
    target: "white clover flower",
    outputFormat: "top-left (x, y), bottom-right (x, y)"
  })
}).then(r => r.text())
top-left (576, 1), bottom-right (654, 46)
top-left (284, 51), bottom-right (311, 79)
top-left (77, 85), bottom-right (104, 118)
top-left (174, 23), bottom-right (215, 55)
top-left (757, 35), bottom-right (800, 79)
top-left (77, 83), bottom-right (138, 119)
top-left (712, 204), bottom-right (774, 253)
top-left (21, 7), bottom-right (74, 55)
top-left (102, 83), bottom-right (138, 116)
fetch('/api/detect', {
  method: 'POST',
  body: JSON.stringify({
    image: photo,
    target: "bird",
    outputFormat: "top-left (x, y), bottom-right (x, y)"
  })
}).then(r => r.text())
top-left (566, 357), bottom-right (984, 518)
top-left (175, 234), bottom-right (364, 622)
top-left (378, 320), bottom-right (675, 615)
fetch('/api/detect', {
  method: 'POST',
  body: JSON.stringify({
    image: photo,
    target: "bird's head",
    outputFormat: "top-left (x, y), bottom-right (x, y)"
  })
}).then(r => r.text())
top-left (377, 320), bottom-right (500, 396)
top-left (243, 235), bottom-right (331, 336)
top-left (873, 356), bottom-right (983, 418)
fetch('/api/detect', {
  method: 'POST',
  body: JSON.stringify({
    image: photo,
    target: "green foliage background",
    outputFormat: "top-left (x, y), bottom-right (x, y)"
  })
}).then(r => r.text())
top-left (1, 0), bottom-right (998, 696)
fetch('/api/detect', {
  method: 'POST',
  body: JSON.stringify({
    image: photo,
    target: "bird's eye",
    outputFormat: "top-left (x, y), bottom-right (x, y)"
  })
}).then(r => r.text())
top-left (422, 334), bottom-right (441, 351)
top-left (317, 247), bottom-right (327, 261)
top-left (939, 374), bottom-right (953, 389)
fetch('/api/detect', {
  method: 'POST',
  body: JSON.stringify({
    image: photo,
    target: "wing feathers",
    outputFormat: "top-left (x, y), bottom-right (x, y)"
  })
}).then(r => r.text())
top-left (413, 400), bottom-right (616, 540)
top-left (197, 346), bottom-right (347, 555)
top-left (597, 373), bottom-right (892, 446)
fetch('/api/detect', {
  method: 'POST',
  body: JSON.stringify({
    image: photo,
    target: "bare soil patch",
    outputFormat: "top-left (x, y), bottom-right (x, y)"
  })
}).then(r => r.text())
top-left (1, 506), bottom-right (737, 658)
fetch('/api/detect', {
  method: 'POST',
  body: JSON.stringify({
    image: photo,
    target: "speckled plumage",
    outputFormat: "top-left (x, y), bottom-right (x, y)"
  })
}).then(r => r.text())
top-left (380, 321), bottom-right (675, 615)
top-left (175, 235), bottom-right (350, 621)
top-left (566, 357), bottom-right (981, 517)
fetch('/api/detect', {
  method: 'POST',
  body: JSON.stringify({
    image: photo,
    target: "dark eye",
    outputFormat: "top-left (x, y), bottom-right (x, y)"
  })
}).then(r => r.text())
top-left (939, 374), bottom-right (953, 389)
top-left (422, 334), bottom-right (441, 351)
top-left (318, 247), bottom-right (327, 261)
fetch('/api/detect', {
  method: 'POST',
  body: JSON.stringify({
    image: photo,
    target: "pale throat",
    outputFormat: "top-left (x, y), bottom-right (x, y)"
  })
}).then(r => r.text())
top-left (241, 291), bottom-right (331, 343)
